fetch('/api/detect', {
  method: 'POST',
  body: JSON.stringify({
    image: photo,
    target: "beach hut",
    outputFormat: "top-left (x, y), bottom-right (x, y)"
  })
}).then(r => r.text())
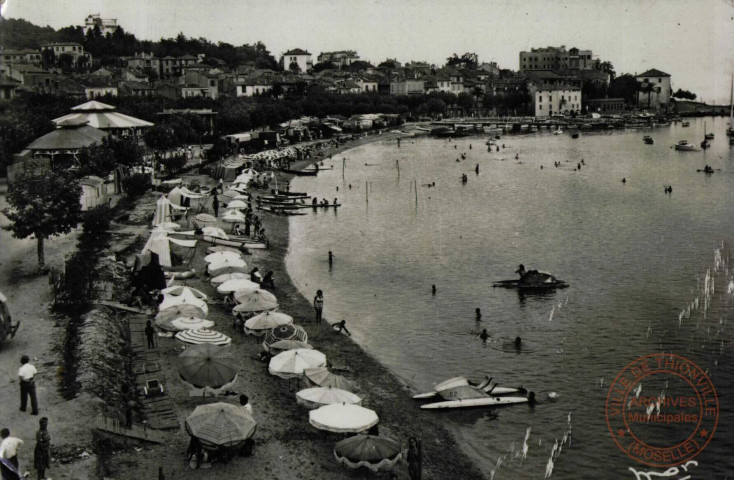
top-left (79, 175), bottom-right (108, 211)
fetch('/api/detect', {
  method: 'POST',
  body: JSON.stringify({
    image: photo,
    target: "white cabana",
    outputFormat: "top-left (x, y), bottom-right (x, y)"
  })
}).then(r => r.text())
top-left (168, 186), bottom-right (204, 207)
top-left (152, 196), bottom-right (187, 226)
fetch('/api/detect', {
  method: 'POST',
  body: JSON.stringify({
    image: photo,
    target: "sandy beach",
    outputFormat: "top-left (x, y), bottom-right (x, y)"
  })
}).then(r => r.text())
top-left (102, 131), bottom-right (486, 479)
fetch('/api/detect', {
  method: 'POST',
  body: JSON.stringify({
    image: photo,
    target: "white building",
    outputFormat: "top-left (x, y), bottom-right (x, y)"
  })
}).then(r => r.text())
top-left (636, 69), bottom-right (671, 111)
top-left (317, 50), bottom-right (360, 68)
top-left (533, 84), bottom-right (582, 117)
top-left (83, 14), bottom-right (119, 36)
top-left (280, 49), bottom-right (312, 73)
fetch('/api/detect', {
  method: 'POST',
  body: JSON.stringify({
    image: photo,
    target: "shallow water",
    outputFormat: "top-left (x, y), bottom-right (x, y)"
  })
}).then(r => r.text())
top-left (286, 118), bottom-right (734, 479)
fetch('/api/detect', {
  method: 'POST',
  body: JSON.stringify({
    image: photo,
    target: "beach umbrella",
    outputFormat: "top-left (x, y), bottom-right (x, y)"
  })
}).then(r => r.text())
top-left (185, 403), bottom-right (256, 448)
top-left (161, 285), bottom-right (208, 301)
top-left (296, 387), bottom-right (362, 410)
top-left (267, 340), bottom-right (312, 354)
top-left (268, 348), bottom-right (326, 379)
top-left (233, 289), bottom-right (278, 313)
top-left (208, 258), bottom-right (248, 275)
top-left (201, 226), bottom-right (228, 239)
top-left (211, 272), bottom-right (250, 286)
top-left (244, 311), bottom-right (293, 335)
top-left (334, 435), bottom-right (402, 472)
top-left (176, 328), bottom-right (231, 346)
top-left (233, 194), bottom-right (249, 201)
top-left (156, 304), bottom-right (205, 323)
top-left (309, 404), bottom-right (378, 433)
top-left (304, 367), bottom-right (355, 392)
top-left (204, 250), bottom-right (241, 264)
top-left (195, 213), bottom-right (218, 224)
top-left (263, 324), bottom-right (308, 349)
top-left (226, 199), bottom-right (248, 209)
top-left (178, 344), bottom-right (238, 391)
top-left (170, 316), bottom-right (215, 331)
top-left (217, 278), bottom-right (260, 296)
top-left (222, 210), bottom-right (247, 223)
top-left (207, 246), bottom-right (241, 255)
top-left (222, 189), bottom-right (240, 198)
top-left (159, 288), bottom-right (208, 314)
top-left (209, 265), bottom-right (248, 277)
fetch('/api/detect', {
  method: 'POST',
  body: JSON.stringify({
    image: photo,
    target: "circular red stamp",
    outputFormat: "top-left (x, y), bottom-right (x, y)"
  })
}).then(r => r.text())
top-left (605, 353), bottom-right (718, 468)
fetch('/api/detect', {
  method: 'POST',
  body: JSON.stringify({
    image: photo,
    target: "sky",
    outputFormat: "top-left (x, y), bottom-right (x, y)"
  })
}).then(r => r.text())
top-left (3, 0), bottom-right (734, 103)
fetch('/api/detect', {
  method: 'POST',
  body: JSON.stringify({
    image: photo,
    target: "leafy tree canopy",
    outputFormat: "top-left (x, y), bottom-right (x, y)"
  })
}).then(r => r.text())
top-left (446, 53), bottom-right (478, 70)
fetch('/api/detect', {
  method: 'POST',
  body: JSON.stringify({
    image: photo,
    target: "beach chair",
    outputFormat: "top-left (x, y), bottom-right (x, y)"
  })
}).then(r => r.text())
top-left (144, 379), bottom-right (165, 397)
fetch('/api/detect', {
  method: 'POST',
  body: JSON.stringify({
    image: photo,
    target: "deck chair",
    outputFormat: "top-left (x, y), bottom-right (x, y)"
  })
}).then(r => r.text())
top-left (144, 379), bottom-right (165, 397)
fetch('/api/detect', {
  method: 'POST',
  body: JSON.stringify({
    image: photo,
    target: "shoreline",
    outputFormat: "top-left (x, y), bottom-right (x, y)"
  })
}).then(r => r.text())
top-left (104, 130), bottom-right (487, 479)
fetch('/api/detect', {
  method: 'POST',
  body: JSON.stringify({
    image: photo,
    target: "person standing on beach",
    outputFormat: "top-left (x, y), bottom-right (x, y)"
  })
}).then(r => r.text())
top-left (145, 320), bottom-right (156, 349)
top-left (328, 251), bottom-right (334, 267)
top-left (0, 428), bottom-right (23, 478)
top-left (313, 290), bottom-right (324, 323)
top-left (18, 355), bottom-right (39, 415)
top-left (407, 437), bottom-right (422, 480)
top-left (33, 417), bottom-right (50, 480)
top-left (212, 194), bottom-right (219, 217)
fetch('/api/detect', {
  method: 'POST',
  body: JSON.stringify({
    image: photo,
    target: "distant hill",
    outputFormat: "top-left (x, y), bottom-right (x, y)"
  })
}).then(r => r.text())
top-left (0, 15), bottom-right (277, 70)
top-left (0, 16), bottom-right (81, 49)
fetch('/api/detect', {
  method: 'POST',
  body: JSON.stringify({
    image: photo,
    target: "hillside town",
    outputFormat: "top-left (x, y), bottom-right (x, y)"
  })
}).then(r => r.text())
top-left (1, 8), bottom-right (734, 480)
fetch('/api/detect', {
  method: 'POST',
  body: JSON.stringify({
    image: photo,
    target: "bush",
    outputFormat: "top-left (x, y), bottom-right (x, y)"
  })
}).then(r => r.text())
top-left (83, 204), bottom-right (112, 237)
top-left (122, 173), bottom-right (152, 198)
top-left (159, 154), bottom-right (187, 175)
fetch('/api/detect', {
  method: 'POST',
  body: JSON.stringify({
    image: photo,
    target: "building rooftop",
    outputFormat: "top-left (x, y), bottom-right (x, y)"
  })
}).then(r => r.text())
top-left (637, 69), bottom-right (670, 78)
top-left (283, 48), bottom-right (312, 56)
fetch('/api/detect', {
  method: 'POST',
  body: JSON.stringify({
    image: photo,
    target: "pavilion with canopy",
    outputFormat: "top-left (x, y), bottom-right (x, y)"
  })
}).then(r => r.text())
top-left (52, 100), bottom-right (154, 137)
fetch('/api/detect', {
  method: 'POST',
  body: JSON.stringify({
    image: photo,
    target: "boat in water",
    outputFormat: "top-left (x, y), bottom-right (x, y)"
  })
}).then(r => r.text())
top-left (554, 129), bottom-right (563, 135)
top-left (682, 121), bottom-right (690, 127)
top-left (675, 140), bottom-right (697, 151)
top-left (643, 135), bottom-right (654, 144)
top-left (493, 269), bottom-right (569, 290)
top-left (431, 126), bottom-right (468, 138)
top-left (412, 376), bottom-right (527, 400)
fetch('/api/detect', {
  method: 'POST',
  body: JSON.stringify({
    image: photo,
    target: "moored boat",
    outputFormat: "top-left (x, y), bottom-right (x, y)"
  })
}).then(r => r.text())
top-left (643, 135), bottom-right (654, 144)
top-left (682, 121), bottom-right (690, 127)
top-left (279, 168), bottom-right (318, 176)
top-left (493, 268), bottom-right (568, 290)
top-left (674, 140), bottom-right (697, 151)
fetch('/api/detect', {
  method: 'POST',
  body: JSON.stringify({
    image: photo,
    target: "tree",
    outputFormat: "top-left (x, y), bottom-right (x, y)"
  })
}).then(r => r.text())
top-left (2, 168), bottom-right (82, 273)
top-left (673, 88), bottom-right (697, 101)
top-left (288, 61), bottom-right (301, 74)
top-left (594, 60), bottom-right (616, 81)
top-left (446, 52), bottom-right (478, 70)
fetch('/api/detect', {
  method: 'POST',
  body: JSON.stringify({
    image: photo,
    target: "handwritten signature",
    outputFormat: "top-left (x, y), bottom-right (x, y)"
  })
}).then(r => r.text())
top-left (629, 461), bottom-right (698, 480)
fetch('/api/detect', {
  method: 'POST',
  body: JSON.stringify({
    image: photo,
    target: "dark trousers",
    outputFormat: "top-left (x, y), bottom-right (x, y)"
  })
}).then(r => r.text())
top-left (147, 335), bottom-right (155, 349)
top-left (20, 380), bottom-right (38, 413)
top-left (315, 307), bottom-right (323, 323)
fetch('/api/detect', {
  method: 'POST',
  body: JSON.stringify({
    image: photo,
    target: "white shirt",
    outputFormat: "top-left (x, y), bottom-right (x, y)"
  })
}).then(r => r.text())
top-left (0, 437), bottom-right (23, 459)
top-left (18, 363), bottom-right (37, 381)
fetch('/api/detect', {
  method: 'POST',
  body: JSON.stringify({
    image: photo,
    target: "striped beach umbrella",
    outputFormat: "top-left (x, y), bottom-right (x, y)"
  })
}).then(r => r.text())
top-left (268, 349), bottom-right (326, 379)
top-left (263, 324), bottom-right (308, 349)
top-left (185, 403), bottom-right (256, 447)
top-left (309, 404), bottom-right (378, 433)
top-left (334, 435), bottom-right (402, 472)
top-left (176, 328), bottom-right (231, 346)
top-left (296, 387), bottom-right (362, 410)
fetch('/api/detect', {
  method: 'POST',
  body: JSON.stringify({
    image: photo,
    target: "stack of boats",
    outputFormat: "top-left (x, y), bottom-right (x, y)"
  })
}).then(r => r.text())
top-left (413, 376), bottom-right (534, 410)
top-left (256, 191), bottom-right (341, 215)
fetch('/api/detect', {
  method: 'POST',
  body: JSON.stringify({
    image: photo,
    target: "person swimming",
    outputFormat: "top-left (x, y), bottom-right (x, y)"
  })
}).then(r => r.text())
top-left (475, 308), bottom-right (482, 322)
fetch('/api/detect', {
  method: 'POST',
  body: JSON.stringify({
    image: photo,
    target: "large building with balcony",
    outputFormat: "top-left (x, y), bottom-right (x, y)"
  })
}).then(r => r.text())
top-left (532, 84), bottom-right (582, 117)
top-left (520, 46), bottom-right (593, 72)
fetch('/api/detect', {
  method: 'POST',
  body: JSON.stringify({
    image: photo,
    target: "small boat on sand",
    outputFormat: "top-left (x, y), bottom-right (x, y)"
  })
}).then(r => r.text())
top-left (643, 136), bottom-right (654, 144)
top-left (493, 269), bottom-right (568, 290)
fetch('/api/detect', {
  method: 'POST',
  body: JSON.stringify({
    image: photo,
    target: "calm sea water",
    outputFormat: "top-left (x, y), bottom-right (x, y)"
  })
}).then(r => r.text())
top-left (286, 117), bottom-right (734, 479)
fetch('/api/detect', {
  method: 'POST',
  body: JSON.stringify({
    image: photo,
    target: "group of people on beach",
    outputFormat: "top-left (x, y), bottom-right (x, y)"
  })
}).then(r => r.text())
top-left (1, 356), bottom-right (51, 480)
